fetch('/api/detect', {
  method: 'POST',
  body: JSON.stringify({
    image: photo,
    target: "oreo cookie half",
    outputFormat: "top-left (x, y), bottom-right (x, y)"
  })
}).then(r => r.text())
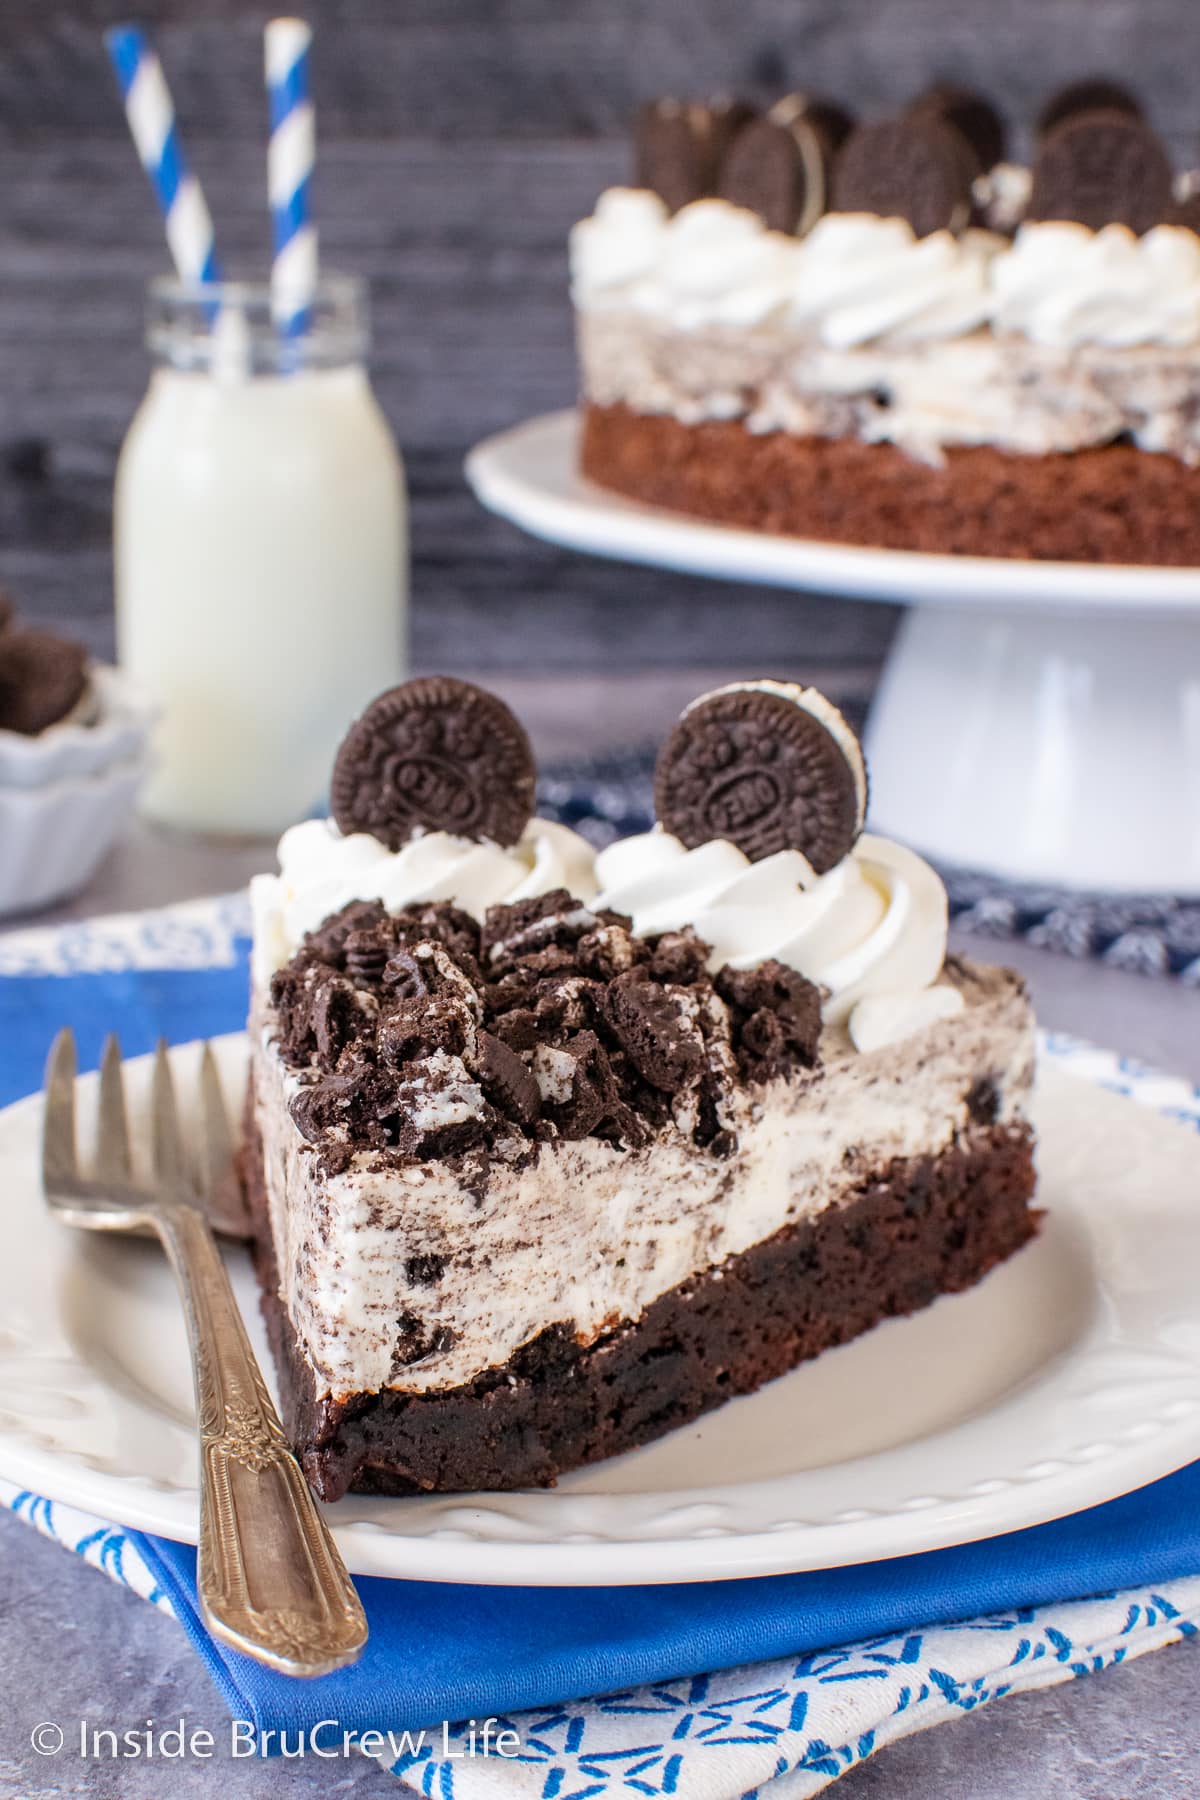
top-left (907, 83), bottom-right (1006, 174)
top-left (635, 97), bottom-right (754, 213)
top-left (1028, 110), bottom-right (1173, 235)
top-left (0, 628), bottom-right (89, 736)
top-left (1036, 77), bottom-right (1142, 141)
top-left (655, 681), bottom-right (867, 872)
top-left (832, 116), bottom-right (975, 237)
top-left (788, 96), bottom-right (856, 158)
top-left (717, 112), bottom-right (827, 234)
top-left (330, 677), bottom-right (537, 852)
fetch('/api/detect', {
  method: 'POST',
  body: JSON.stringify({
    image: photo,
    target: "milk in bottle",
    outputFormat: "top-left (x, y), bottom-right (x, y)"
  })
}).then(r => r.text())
top-left (115, 275), bottom-right (407, 833)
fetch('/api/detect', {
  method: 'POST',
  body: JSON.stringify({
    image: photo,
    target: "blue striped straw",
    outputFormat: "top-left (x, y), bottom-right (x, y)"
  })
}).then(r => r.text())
top-left (105, 25), bottom-right (221, 286)
top-left (265, 18), bottom-right (318, 340)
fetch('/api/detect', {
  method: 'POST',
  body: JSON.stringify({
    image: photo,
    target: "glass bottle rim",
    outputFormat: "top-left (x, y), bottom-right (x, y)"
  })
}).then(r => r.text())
top-left (145, 271), bottom-right (370, 375)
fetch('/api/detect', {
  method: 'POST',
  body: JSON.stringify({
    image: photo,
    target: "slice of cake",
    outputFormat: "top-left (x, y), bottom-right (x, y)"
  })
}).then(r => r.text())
top-left (572, 80), bottom-right (1200, 564)
top-left (244, 676), bottom-right (1037, 1500)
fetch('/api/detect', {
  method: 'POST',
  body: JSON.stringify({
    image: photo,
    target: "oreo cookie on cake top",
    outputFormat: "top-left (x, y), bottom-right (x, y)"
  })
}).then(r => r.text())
top-left (831, 114), bottom-right (976, 237)
top-left (1028, 108), bottom-right (1174, 234)
top-left (330, 675), bottom-right (537, 852)
top-left (717, 95), bottom-right (852, 235)
top-left (655, 680), bottom-right (868, 872)
top-left (635, 96), bottom-right (754, 213)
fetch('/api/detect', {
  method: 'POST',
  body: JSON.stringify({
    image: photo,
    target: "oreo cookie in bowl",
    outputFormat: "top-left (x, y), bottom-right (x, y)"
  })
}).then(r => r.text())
top-left (245, 675), bottom-right (1037, 1500)
top-left (0, 594), bottom-right (155, 917)
top-left (572, 74), bottom-right (1200, 564)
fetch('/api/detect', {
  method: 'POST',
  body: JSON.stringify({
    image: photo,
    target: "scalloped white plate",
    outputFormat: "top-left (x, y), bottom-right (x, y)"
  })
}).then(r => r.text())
top-left (465, 410), bottom-right (1200, 613)
top-left (1, 1033), bottom-right (1198, 1585)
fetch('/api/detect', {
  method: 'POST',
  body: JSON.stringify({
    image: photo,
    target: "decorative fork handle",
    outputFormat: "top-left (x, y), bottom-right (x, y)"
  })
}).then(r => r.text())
top-left (154, 1202), bottom-right (367, 1676)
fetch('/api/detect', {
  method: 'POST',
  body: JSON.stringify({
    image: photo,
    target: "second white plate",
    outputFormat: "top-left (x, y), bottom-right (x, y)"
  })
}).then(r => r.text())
top-left (0, 1034), bottom-right (1198, 1585)
top-left (465, 410), bottom-right (1200, 614)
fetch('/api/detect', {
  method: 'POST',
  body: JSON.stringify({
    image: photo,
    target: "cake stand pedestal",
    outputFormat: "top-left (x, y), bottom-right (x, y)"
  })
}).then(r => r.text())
top-left (465, 409), bottom-right (1200, 897)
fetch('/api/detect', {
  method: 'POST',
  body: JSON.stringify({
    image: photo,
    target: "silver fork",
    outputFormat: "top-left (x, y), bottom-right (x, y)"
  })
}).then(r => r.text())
top-left (42, 1029), bottom-right (368, 1678)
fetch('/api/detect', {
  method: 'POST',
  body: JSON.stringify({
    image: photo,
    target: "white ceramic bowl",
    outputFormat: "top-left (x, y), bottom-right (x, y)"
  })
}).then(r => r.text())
top-left (0, 664), bottom-right (156, 789)
top-left (0, 754), bottom-right (150, 919)
top-left (0, 665), bottom-right (156, 918)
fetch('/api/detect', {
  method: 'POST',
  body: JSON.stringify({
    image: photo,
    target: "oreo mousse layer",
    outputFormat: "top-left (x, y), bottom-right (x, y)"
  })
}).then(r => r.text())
top-left (245, 677), bottom-right (1038, 1499)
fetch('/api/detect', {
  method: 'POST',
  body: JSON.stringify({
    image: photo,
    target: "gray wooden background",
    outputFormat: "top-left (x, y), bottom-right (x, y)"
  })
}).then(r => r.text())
top-left (1, 0), bottom-right (1197, 741)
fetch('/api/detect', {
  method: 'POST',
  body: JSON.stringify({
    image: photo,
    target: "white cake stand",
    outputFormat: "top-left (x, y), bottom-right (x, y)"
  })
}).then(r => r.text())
top-left (466, 409), bottom-right (1200, 896)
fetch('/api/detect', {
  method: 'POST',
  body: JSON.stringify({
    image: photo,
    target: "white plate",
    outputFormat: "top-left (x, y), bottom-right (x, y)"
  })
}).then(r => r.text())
top-left (464, 410), bottom-right (1200, 615)
top-left (1, 1034), bottom-right (1198, 1586)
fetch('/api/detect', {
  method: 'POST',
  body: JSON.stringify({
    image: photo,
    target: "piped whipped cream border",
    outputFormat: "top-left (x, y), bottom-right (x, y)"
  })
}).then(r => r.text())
top-left (253, 803), bottom-right (958, 1058)
top-left (571, 186), bottom-right (1200, 350)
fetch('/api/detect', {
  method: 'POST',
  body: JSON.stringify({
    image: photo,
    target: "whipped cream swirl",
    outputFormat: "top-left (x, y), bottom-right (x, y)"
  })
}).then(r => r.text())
top-left (635, 199), bottom-right (800, 330)
top-left (572, 194), bottom-right (801, 329)
top-left (569, 187), bottom-right (670, 310)
top-left (572, 187), bottom-right (1200, 356)
top-left (992, 221), bottom-right (1200, 347)
top-left (570, 191), bottom-right (1002, 345)
top-left (594, 827), bottom-right (961, 1052)
top-left (789, 215), bottom-right (1004, 348)
top-left (250, 815), bottom-right (598, 983)
top-left (252, 805), bottom-right (960, 1052)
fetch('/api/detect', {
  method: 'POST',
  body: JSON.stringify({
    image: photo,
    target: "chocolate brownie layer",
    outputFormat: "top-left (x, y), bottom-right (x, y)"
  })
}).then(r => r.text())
top-left (242, 1090), bottom-right (1037, 1501)
top-left (581, 401), bottom-right (1200, 565)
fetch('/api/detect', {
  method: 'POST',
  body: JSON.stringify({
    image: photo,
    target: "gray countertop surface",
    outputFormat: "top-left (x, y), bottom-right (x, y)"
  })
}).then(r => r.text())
top-left (1, 698), bottom-right (1197, 1797)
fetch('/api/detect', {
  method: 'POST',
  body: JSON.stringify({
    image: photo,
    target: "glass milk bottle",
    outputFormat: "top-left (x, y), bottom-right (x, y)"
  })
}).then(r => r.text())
top-left (115, 275), bottom-right (407, 834)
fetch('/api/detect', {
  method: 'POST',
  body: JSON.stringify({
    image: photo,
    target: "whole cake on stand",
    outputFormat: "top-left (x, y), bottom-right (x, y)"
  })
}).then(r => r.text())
top-left (572, 80), bottom-right (1200, 565)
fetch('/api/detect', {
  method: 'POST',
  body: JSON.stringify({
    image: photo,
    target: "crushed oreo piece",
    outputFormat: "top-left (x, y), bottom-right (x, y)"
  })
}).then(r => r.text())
top-left (474, 1030), bottom-right (541, 1129)
top-left (301, 899), bottom-right (389, 970)
top-left (481, 889), bottom-right (604, 967)
top-left (0, 628), bottom-right (89, 736)
top-left (576, 921), bottom-right (640, 980)
top-left (1036, 78), bottom-right (1141, 141)
top-left (716, 960), bottom-right (822, 1081)
top-left (907, 83), bottom-right (1006, 174)
top-left (717, 112), bottom-right (827, 234)
top-left (272, 887), bottom-right (825, 1174)
top-left (289, 1058), bottom-right (397, 1153)
top-left (541, 1029), bottom-right (649, 1146)
top-left (378, 993), bottom-right (474, 1066)
top-left (965, 1075), bottom-right (1001, 1126)
top-left (391, 1311), bottom-right (454, 1373)
top-left (344, 929), bottom-right (389, 985)
top-left (634, 97), bottom-right (755, 212)
top-left (271, 964), bottom-right (378, 1067)
top-left (382, 947), bottom-right (431, 999)
top-left (655, 684), bottom-right (863, 871)
top-left (1028, 111), bottom-right (1173, 235)
top-left (832, 115), bottom-right (974, 237)
top-left (405, 1252), bottom-right (447, 1287)
top-left (330, 676), bottom-right (536, 852)
top-left (389, 1051), bottom-right (490, 1159)
top-left (601, 972), bottom-right (706, 1092)
top-left (645, 929), bottom-right (709, 985)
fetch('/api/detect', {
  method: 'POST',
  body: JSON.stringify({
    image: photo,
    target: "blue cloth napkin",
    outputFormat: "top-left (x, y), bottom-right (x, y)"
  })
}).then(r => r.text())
top-left (130, 1466), bottom-right (1200, 1735)
top-left (2, 896), bottom-right (1199, 1795)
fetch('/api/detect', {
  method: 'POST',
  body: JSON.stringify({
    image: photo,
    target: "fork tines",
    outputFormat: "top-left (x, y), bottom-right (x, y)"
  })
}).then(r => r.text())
top-left (43, 1032), bottom-right (234, 1209)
